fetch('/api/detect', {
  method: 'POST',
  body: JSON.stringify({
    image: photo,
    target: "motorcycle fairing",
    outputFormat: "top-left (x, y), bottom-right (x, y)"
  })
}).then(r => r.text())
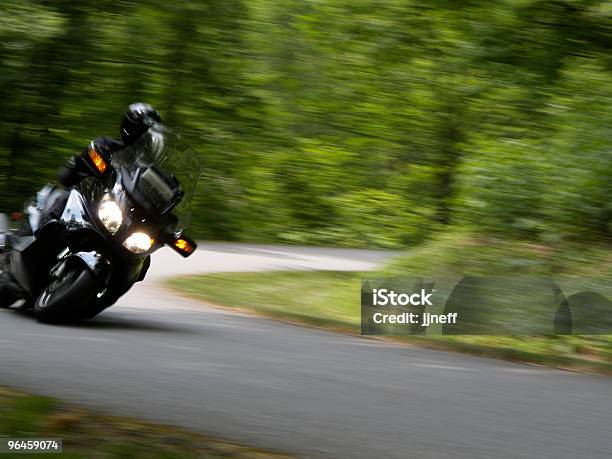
top-left (60, 190), bottom-right (96, 231)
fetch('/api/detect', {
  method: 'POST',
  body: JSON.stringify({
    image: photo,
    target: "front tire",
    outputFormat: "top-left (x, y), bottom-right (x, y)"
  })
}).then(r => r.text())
top-left (34, 262), bottom-right (97, 323)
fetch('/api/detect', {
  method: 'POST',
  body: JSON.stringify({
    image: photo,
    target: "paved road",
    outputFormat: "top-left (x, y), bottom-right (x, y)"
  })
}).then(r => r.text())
top-left (0, 243), bottom-right (610, 458)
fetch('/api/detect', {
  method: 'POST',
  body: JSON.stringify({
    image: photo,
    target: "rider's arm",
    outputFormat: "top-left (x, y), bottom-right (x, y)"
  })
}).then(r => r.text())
top-left (58, 139), bottom-right (114, 188)
top-left (58, 152), bottom-right (90, 187)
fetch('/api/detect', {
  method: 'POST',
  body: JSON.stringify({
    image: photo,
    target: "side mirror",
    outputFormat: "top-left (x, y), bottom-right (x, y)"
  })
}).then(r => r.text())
top-left (168, 233), bottom-right (197, 258)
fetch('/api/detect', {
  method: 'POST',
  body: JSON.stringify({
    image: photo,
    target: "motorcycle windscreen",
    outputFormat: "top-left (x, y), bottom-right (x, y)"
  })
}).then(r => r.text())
top-left (116, 127), bottom-right (202, 231)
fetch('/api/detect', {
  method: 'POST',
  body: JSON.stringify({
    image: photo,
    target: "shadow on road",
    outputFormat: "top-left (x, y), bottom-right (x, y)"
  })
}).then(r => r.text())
top-left (67, 317), bottom-right (192, 333)
top-left (8, 308), bottom-right (194, 334)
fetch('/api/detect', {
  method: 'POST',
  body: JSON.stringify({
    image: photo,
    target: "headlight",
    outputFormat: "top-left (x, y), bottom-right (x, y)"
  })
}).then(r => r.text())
top-left (98, 198), bottom-right (123, 234)
top-left (123, 232), bottom-right (154, 254)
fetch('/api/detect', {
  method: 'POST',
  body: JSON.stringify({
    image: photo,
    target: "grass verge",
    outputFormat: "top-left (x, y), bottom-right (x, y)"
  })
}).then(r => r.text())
top-left (0, 386), bottom-right (292, 459)
top-left (168, 234), bottom-right (612, 375)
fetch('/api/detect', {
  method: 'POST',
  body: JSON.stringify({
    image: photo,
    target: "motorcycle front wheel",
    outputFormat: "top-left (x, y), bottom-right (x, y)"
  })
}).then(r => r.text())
top-left (35, 262), bottom-right (97, 323)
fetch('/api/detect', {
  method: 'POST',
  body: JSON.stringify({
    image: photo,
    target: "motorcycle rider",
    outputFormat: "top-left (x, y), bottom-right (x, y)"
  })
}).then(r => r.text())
top-left (0, 103), bottom-right (197, 320)
top-left (60, 102), bottom-right (162, 187)
top-left (42, 103), bottom-right (162, 223)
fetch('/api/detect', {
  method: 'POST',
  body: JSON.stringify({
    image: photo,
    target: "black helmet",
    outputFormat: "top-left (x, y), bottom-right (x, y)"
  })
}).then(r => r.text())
top-left (120, 103), bottom-right (162, 145)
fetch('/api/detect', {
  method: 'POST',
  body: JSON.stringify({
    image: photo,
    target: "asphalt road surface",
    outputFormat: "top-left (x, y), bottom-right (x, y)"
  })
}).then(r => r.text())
top-left (0, 243), bottom-right (610, 458)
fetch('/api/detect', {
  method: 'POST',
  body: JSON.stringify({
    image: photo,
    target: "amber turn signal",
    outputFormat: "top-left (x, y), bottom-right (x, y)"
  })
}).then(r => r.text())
top-left (170, 235), bottom-right (197, 257)
top-left (175, 238), bottom-right (194, 253)
top-left (88, 148), bottom-right (107, 174)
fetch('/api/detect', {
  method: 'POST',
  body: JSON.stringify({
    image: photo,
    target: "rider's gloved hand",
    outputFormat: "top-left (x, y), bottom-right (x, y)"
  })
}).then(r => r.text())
top-left (58, 155), bottom-right (89, 187)
top-left (58, 142), bottom-right (111, 188)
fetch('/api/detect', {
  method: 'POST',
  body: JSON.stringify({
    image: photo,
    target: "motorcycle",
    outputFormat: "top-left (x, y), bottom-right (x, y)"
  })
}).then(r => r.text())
top-left (0, 126), bottom-right (200, 322)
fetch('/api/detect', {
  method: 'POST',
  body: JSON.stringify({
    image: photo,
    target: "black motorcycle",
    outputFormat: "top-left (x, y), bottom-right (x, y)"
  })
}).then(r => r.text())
top-left (0, 127), bottom-right (200, 322)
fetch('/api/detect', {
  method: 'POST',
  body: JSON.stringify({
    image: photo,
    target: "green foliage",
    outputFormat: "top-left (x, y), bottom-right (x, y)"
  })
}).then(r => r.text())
top-left (456, 140), bottom-right (548, 237)
top-left (0, 387), bottom-right (292, 458)
top-left (1, 1), bottom-right (612, 246)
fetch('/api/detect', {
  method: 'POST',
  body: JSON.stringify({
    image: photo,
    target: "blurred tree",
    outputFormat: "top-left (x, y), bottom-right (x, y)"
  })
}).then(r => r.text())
top-left (1, 0), bottom-right (612, 247)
